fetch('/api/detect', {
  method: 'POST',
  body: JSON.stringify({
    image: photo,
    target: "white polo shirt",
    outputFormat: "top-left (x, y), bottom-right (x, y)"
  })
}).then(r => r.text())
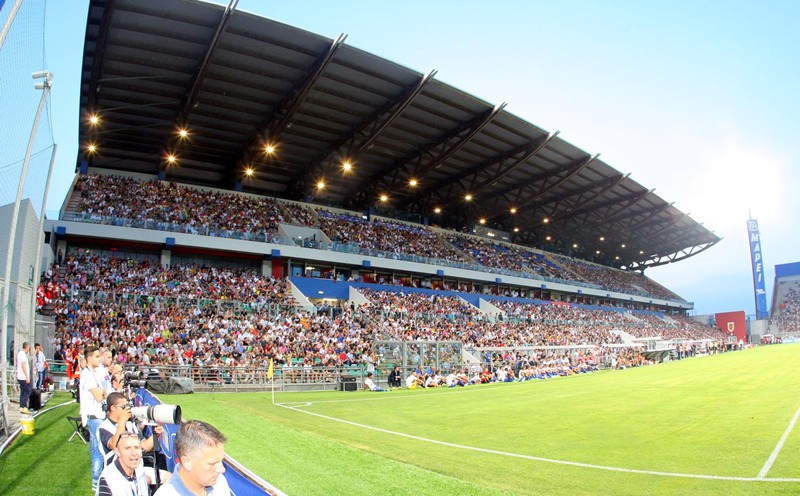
top-left (15, 349), bottom-right (29, 381)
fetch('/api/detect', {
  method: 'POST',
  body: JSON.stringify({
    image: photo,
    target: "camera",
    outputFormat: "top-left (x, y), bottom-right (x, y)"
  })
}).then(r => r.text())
top-left (129, 403), bottom-right (182, 426)
top-left (123, 370), bottom-right (147, 389)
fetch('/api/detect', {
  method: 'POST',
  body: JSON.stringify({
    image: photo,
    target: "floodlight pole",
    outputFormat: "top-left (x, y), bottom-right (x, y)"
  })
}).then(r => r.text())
top-left (29, 144), bottom-right (58, 347)
top-left (0, 0), bottom-right (24, 52)
top-left (1, 71), bottom-right (52, 411)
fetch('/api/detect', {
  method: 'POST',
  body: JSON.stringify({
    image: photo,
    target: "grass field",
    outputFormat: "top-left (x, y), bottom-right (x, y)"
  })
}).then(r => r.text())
top-left (3, 345), bottom-right (800, 495)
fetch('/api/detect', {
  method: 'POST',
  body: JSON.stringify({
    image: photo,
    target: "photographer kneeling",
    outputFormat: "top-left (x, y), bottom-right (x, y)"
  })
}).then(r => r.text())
top-left (98, 392), bottom-right (170, 486)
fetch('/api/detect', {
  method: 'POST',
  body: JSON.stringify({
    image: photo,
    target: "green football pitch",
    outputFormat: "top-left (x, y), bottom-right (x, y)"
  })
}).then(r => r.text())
top-left (3, 345), bottom-right (800, 495)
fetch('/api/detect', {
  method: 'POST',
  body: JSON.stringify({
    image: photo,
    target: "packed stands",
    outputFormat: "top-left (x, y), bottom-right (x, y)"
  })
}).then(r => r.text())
top-left (774, 288), bottom-right (800, 334)
top-left (445, 233), bottom-right (565, 278)
top-left (317, 210), bottom-right (469, 262)
top-left (70, 173), bottom-right (289, 242)
top-left (39, 251), bottom-right (728, 388)
top-left (549, 255), bottom-right (682, 300)
top-left (64, 173), bottom-right (689, 306)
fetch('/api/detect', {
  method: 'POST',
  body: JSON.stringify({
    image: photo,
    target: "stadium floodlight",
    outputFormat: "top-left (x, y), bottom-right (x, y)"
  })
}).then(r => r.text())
top-left (32, 70), bottom-right (50, 79)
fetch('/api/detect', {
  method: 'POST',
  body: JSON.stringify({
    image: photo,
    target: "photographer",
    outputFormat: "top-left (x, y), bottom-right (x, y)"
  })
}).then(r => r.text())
top-left (96, 432), bottom-right (149, 496)
top-left (98, 393), bottom-right (164, 462)
top-left (98, 392), bottom-right (168, 487)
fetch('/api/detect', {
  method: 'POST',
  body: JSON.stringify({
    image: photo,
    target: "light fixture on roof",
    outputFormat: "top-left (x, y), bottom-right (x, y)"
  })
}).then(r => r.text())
top-left (166, 154), bottom-right (177, 164)
top-left (379, 194), bottom-right (388, 202)
top-left (572, 243), bottom-right (578, 248)
top-left (615, 256), bottom-right (620, 260)
top-left (264, 143), bottom-right (276, 155)
top-left (543, 217), bottom-right (550, 224)
top-left (434, 207), bottom-right (442, 214)
top-left (599, 236), bottom-right (605, 241)
top-left (88, 114), bottom-right (100, 126)
top-left (621, 244), bottom-right (626, 248)
top-left (639, 250), bottom-right (644, 255)
top-left (513, 227), bottom-right (519, 232)
top-left (177, 128), bottom-right (189, 139)
top-left (464, 194), bottom-right (473, 201)
top-left (409, 178), bottom-right (418, 187)
top-left (596, 250), bottom-right (601, 254)
top-left (316, 180), bottom-right (325, 190)
top-left (545, 235), bottom-right (552, 241)
top-left (479, 218), bottom-right (486, 225)
top-left (342, 160), bottom-right (352, 172)
top-left (87, 143), bottom-right (97, 154)
top-left (510, 207), bottom-right (517, 214)
top-left (244, 167), bottom-right (254, 177)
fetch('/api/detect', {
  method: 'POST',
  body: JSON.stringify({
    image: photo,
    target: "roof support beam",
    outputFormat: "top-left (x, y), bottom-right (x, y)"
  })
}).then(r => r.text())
top-left (235, 33), bottom-right (347, 189)
top-left (510, 154), bottom-right (599, 211)
top-left (632, 240), bottom-right (720, 270)
top-left (86, 0), bottom-right (116, 113)
top-left (350, 103), bottom-right (505, 206)
top-left (178, 0), bottom-right (238, 122)
top-left (549, 179), bottom-right (638, 223)
top-left (624, 203), bottom-right (676, 231)
top-left (544, 173), bottom-right (630, 221)
top-left (643, 219), bottom-right (699, 243)
top-left (264, 34), bottom-right (347, 144)
top-left (592, 188), bottom-right (654, 225)
top-left (407, 103), bottom-right (506, 182)
top-left (427, 132), bottom-right (558, 198)
top-left (289, 69), bottom-right (436, 195)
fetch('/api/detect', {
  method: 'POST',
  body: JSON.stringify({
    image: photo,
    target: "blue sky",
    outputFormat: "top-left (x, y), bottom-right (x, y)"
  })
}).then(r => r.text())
top-left (35, 0), bottom-right (800, 316)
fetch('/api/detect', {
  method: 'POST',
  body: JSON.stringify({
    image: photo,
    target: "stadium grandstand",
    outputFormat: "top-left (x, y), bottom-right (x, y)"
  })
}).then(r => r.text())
top-left (36, 0), bottom-right (735, 385)
top-left (4, 1), bottom-right (761, 495)
top-left (768, 262), bottom-right (800, 339)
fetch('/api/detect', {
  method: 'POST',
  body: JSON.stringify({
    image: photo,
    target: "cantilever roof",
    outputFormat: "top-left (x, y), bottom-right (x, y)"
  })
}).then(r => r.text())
top-left (78, 0), bottom-right (720, 270)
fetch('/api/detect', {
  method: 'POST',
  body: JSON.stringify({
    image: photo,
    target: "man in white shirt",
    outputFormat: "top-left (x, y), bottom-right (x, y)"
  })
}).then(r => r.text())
top-left (15, 342), bottom-right (31, 414)
top-left (363, 372), bottom-right (385, 392)
top-left (96, 432), bottom-right (149, 496)
top-left (81, 345), bottom-right (109, 492)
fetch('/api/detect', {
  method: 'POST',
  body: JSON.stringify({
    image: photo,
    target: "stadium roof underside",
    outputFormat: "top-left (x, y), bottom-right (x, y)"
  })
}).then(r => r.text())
top-left (78, 0), bottom-right (720, 271)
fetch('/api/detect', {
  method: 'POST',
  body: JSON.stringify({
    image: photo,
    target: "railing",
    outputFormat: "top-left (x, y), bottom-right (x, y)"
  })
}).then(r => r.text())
top-left (129, 363), bottom-right (371, 390)
top-left (60, 212), bottom-right (288, 245)
top-left (47, 289), bottom-right (301, 316)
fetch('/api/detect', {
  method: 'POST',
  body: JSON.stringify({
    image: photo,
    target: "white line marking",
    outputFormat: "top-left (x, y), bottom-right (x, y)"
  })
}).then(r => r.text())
top-left (757, 402), bottom-right (800, 478)
top-left (278, 402), bottom-right (800, 483)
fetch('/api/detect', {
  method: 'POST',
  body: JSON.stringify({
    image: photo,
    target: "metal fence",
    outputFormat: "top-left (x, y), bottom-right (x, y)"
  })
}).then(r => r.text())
top-left (49, 289), bottom-right (301, 317)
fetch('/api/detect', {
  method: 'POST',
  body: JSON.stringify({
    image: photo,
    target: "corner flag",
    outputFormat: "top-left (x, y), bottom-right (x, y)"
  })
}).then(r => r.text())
top-left (268, 358), bottom-right (274, 380)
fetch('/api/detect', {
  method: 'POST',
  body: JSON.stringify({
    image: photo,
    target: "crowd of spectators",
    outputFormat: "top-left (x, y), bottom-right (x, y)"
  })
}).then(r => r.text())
top-left (360, 289), bottom-right (482, 321)
top-left (68, 173), bottom-right (688, 303)
top-left (317, 210), bottom-right (469, 262)
top-left (73, 174), bottom-right (290, 237)
top-left (773, 287), bottom-right (800, 334)
top-left (445, 234), bottom-right (565, 279)
top-left (549, 255), bottom-right (681, 300)
top-left (38, 250), bottom-right (729, 380)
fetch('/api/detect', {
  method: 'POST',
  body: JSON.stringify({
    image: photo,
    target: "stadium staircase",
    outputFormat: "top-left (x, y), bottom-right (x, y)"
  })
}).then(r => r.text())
top-left (609, 329), bottom-right (639, 345)
top-left (63, 184), bottom-right (82, 214)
